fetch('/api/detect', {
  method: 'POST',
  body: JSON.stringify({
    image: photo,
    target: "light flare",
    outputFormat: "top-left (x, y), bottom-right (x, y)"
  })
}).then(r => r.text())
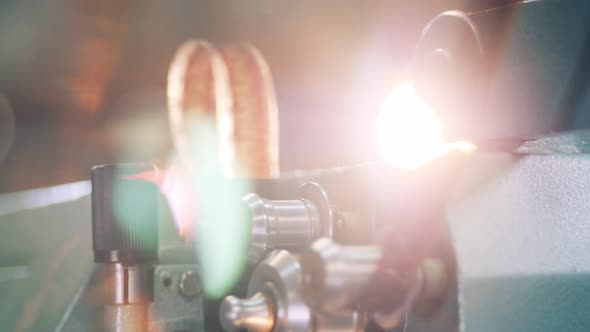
top-left (377, 82), bottom-right (476, 169)
top-left (133, 116), bottom-right (251, 299)
top-left (131, 166), bottom-right (197, 238)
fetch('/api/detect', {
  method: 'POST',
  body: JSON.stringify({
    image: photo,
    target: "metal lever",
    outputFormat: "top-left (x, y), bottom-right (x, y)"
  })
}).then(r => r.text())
top-left (300, 238), bottom-right (382, 313)
top-left (220, 250), bottom-right (369, 332)
top-left (220, 292), bottom-right (275, 332)
top-left (220, 250), bottom-right (312, 332)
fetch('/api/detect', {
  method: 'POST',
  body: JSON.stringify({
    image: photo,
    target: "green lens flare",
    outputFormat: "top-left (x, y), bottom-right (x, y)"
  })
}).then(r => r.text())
top-left (184, 115), bottom-right (252, 299)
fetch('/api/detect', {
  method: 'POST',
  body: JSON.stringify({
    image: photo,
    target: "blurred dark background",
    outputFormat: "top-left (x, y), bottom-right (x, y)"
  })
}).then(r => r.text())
top-left (0, 0), bottom-right (516, 192)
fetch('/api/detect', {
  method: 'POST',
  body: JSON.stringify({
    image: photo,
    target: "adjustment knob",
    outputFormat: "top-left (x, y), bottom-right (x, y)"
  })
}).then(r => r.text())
top-left (91, 163), bottom-right (159, 265)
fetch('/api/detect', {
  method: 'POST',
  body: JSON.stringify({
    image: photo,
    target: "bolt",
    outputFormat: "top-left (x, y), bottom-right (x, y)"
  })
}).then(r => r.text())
top-left (179, 270), bottom-right (201, 298)
top-left (160, 270), bottom-right (173, 288)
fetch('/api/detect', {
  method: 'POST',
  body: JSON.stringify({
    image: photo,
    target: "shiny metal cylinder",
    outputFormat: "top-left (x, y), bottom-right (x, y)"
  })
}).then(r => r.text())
top-left (96, 263), bottom-right (151, 304)
top-left (103, 304), bottom-right (147, 332)
top-left (300, 238), bottom-right (382, 313)
top-left (266, 200), bottom-right (319, 247)
top-left (246, 193), bottom-right (319, 254)
top-left (95, 263), bottom-right (152, 332)
top-left (245, 182), bottom-right (333, 263)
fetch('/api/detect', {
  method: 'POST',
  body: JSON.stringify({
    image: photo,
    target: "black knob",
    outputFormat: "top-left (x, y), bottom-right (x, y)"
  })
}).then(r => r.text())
top-left (91, 163), bottom-right (159, 265)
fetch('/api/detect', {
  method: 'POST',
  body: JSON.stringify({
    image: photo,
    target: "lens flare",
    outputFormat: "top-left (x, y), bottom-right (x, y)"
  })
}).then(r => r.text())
top-left (131, 116), bottom-right (251, 299)
top-left (377, 82), bottom-right (475, 168)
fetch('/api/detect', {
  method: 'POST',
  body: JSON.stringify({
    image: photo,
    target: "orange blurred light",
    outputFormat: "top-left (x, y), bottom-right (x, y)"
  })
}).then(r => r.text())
top-left (130, 166), bottom-right (196, 238)
top-left (377, 82), bottom-right (475, 169)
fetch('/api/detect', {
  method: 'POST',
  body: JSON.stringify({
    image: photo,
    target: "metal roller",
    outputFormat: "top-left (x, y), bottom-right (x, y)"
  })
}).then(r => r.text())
top-left (245, 182), bottom-right (334, 263)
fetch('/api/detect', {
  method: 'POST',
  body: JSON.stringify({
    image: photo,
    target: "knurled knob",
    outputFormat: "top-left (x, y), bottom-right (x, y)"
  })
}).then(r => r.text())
top-left (91, 163), bottom-right (159, 265)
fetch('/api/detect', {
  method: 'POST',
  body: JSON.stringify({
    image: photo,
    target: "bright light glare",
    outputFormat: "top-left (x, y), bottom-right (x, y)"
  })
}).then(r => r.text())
top-left (377, 82), bottom-right (475, 169)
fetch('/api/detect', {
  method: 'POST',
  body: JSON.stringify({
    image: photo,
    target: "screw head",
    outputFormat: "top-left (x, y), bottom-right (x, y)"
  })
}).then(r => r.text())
top-left (179, 270), bottom-right (201, 298)
top-left (160, 270), bottom-right (173, 288)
